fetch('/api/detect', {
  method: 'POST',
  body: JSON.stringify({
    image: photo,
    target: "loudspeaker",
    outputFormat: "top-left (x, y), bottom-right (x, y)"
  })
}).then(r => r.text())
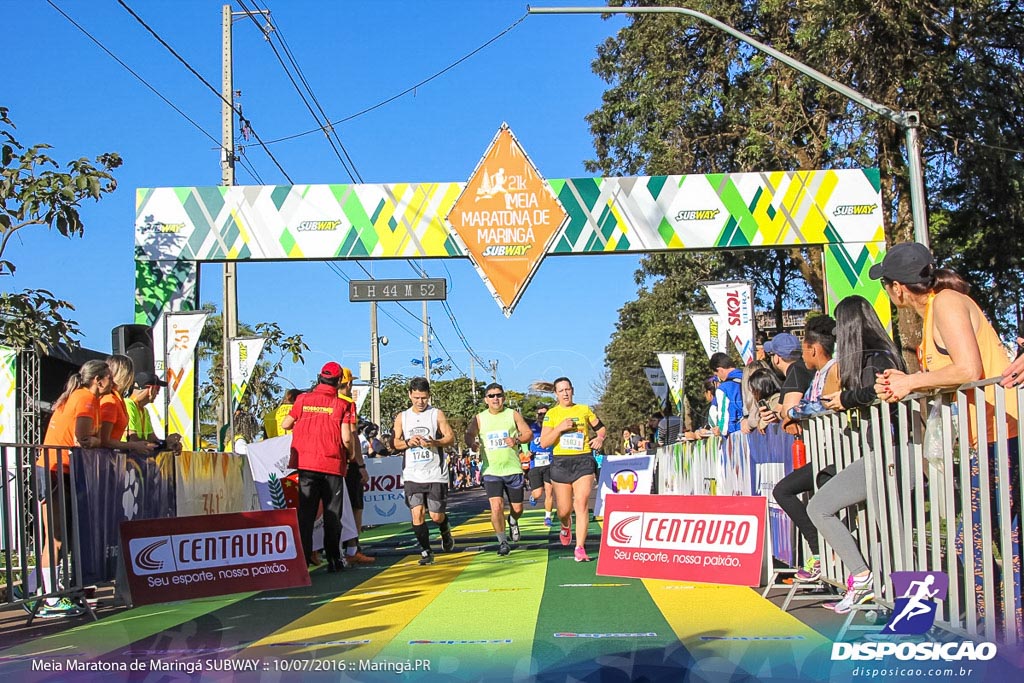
top-left (112, 324), bottom-right (154, 375)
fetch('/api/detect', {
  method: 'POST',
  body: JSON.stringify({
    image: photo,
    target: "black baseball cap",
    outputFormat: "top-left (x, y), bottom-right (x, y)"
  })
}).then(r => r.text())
top-left (868, 242), bottom-right (934, 284)
top-left (135, 371), bottom-right (168, 389)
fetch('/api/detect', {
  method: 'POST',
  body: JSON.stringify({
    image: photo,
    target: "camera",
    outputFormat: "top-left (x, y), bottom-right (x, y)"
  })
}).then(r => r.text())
top-left (154, 439), bottom-right (169, 451)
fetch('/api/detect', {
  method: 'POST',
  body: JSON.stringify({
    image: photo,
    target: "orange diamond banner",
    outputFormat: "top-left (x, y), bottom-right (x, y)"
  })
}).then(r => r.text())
top-left (446, 123), bottom-right (568, 317)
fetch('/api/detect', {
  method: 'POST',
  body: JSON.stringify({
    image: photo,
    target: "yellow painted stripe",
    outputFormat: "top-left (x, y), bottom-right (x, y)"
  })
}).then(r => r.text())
top-left (242, 512), bottom-right (494, 658)
top-left (242, 553), bottom-right (477, 659)
top-left (644, 579), bottom-right (831, 670)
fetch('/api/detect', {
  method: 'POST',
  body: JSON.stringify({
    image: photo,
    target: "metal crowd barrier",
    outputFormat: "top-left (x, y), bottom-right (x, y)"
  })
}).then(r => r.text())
top-left (1, 442), bottom-right (94, 623)
top-left (802, 379), bottom-right (1021, 646)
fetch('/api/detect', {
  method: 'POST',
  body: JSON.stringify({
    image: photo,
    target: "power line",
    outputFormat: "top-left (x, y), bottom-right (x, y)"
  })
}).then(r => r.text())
top-left (236, 0), bottom-right (362, 183)
top-left (260, 13), bottom-right (529, 146)
top-left (923, 124), bottom-right (1024, 157)
top-left (116, 0), bottom-right (294, 182)
top-left (46, 0), bottom-right (267, 185)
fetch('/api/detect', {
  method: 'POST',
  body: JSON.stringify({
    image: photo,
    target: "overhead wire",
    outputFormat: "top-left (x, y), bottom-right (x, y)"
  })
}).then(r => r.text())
top-left (259, 12), bottom-right (529, 146)
top-left (46, 1), bottom-right (267, 186)
top-left (115, 0), bottom-right (294, 183)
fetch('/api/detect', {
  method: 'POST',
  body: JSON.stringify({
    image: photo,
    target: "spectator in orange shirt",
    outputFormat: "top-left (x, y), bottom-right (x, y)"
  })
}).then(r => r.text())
top-left (32, 359), bottom-right (114, 617)
top-left (98, 355), bottom-right (158, 454)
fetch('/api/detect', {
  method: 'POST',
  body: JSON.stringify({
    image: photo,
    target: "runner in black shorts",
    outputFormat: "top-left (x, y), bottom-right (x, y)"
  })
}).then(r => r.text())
top-left (539, 377), bottom-right (606, 563)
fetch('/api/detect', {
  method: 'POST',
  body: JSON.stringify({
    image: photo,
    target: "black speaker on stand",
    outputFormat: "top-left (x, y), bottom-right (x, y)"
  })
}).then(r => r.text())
top-left (112, 324), bottom-right (155, 376)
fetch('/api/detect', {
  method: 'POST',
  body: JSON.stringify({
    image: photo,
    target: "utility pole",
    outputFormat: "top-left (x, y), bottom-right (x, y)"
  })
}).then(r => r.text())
top-left (469, 356), bottom-right (477, 398)
top-left (421, 301), bottom-right (430, 378)
top-left (370, 301), bottom-right (381, 426)
top-left (489, 360), bottom-right (498, 383)
top-left (221, 4), bottom-right (237, 451)
top-left (220, 4), bottom-right (271, 451)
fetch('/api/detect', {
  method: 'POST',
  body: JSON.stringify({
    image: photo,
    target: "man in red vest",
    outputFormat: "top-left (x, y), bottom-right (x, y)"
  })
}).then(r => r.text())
top-left (280, 362), bottom-right (353, 573)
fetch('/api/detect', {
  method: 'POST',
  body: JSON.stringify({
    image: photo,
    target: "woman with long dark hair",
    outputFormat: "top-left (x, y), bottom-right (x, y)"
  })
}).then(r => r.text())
top-left (805, 295), bottom-right (905, 613)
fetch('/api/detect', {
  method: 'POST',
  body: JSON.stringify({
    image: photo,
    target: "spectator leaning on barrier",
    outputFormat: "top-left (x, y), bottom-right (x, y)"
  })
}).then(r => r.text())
top-left (264, 388), bottom-right (301, 439)
top-left (871, 242), bottom-right (1021, 637)
top-left (758, 333), bottom-right (814, 435)
top-left (806, 295), bottom-right (906, 614)
top-left (32, 359), bottom-right (114, 618)
top-left (770, 315), bottom-right (831, 589)
top-left (710, 352), bottom-right (744, 436)
top-left (99, 355), bottom-right (158, 456)
top-left (280, 361), bottom-right (353, 573)
top-left (126, 371), bottom-right (183, 453)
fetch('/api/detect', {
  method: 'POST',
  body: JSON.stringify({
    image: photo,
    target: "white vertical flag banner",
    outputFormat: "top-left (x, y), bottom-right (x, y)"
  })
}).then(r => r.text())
top-left (151, 311), bottom-right (208, 450)
top-left (0, 347), bottom-right (16, 442)
top-left (704, 282), bottom-right (756, 364)
top-left (656, 352), bottom-right (686, 415)
top-left (688, 313), bottom-right (729, 359)
top-left (643, 366), bottom-right (669, 406)
top-left (230, 336), bottom-right (267, 412)
top-left (352, 384), bottom-right (370, 415)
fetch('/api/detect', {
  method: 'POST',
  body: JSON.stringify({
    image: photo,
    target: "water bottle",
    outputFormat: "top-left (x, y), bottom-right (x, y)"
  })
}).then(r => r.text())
top-left (792, 437), bottom-right (807, 469)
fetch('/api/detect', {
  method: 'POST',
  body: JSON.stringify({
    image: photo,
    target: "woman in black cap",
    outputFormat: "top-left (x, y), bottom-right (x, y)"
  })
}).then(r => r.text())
top-left (871, 242), bottom-right (1020, 638)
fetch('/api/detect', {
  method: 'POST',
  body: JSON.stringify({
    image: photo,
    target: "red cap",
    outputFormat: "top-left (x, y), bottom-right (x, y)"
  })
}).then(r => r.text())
top-left (320, 362), bottom-right (343, 380)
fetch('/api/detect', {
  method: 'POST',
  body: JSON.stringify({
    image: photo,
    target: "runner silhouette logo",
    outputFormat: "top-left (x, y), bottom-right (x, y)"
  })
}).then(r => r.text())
top-left (882, 571), bottom-right (948, 634)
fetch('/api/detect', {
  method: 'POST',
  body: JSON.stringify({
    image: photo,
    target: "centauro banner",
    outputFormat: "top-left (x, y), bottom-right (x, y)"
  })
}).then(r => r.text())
top-left (151, 311), bottom-right (208, 450)
top-left (704, 282), bottom-right (756, 364)
top-left (230, 336), bottom-right (266, 412)
top-left (656, 353), bottom-right (686, 416)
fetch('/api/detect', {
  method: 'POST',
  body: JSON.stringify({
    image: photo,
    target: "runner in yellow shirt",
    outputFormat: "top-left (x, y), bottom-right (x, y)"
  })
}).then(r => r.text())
top-left (539, 377), bottom-right (606, 562)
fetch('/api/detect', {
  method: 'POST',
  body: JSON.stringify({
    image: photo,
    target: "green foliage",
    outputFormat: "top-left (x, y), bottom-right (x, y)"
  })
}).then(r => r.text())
top-left (196, 303), bottom-right (309, 442)
top-left (0, 105), bottom-right (121, 351)
top-left (589, 0), bottom-right (1024, 415)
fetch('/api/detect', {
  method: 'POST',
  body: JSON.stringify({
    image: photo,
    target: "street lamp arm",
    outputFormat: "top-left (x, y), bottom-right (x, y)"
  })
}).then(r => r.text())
top-left (528, 4), bottom-right (929, 245)
top-left (528, 5), bottom-right (909, 126)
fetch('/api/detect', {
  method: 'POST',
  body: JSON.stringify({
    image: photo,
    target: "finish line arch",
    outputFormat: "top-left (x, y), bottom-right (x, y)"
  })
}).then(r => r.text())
top-left (133, 125), bottom-right (887, 446)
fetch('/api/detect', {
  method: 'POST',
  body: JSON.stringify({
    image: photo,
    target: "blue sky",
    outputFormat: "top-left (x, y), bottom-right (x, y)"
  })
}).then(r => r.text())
top-left (5, 0), bottom-right (641, 405)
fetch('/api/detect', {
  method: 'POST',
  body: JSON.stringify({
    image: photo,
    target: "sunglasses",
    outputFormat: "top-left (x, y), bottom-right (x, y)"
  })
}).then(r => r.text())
top-left (486, 393), bottom-right (504, 399)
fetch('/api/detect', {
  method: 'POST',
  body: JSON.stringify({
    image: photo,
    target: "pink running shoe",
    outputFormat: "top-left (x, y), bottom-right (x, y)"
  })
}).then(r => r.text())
top-left (574, 546), bottom-right (590, 562)
top-left (559, 526), bottom-right (572, 546)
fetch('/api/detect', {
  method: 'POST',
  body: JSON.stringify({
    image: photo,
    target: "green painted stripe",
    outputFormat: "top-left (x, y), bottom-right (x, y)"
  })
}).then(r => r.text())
top-left (373, 540), bottom-right (549, 680)
top-left (530, 519), bottom-right (687, 678)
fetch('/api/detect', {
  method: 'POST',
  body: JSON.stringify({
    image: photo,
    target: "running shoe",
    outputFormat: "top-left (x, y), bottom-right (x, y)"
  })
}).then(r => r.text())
top-left (349, 551), bottom-right (375, 565)
top-left (418, 550), bottom-right (434, 566)
top-left (11, 585), bottom-right (40, 615)
top-left (794, 555), bottom-right (821, 582)
top-left (441, 530), bottom-right (455, 553)
top-left (497, 541), bottom-right (511, 556)
top-left (559, 525), bottom-right (572, 546)
top-left (529, 496), bottom-right (537, 507)
top-left (825, 572), bottom-right (874, 614)
top-left (508, 516), bottom-right (521, 543)
top-left (544, 516), bottom-right (552, 527)
top-left (37, 597), bottom-right (85, 619)
top-left (574, 546), bottom-right (590, 562)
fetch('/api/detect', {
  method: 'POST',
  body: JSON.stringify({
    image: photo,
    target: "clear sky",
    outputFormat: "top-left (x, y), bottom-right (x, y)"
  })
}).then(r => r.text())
top-left (5, 0), bottom-right (640, 405)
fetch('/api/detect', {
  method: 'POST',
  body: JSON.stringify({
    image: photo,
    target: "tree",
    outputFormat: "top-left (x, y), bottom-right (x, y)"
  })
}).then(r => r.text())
top-left (589, 0), bottom-right (1024, 350)
top-left (0, 106), bottom-right (121, 353)
top-left (195, 304), bottom-right (308, 442)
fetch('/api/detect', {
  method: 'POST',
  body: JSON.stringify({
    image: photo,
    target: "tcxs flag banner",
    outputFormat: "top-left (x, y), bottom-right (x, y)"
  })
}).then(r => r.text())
top-left (230, 336), bottom-right (266, 412)
top-left (687, 313), bottom-right (728, 359)
top-left (643, 366), bottom-right (669, 406)
top-left (597, 494), bottom-right (767, 586)
top-left (152, 311), bottom-right (208, 449)
top-left (656, 353), bottom-right (685, 415)
top-left (120, 508), bottom-right (310, 606)
top-left (703, 282), bottom-right (755, 364)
